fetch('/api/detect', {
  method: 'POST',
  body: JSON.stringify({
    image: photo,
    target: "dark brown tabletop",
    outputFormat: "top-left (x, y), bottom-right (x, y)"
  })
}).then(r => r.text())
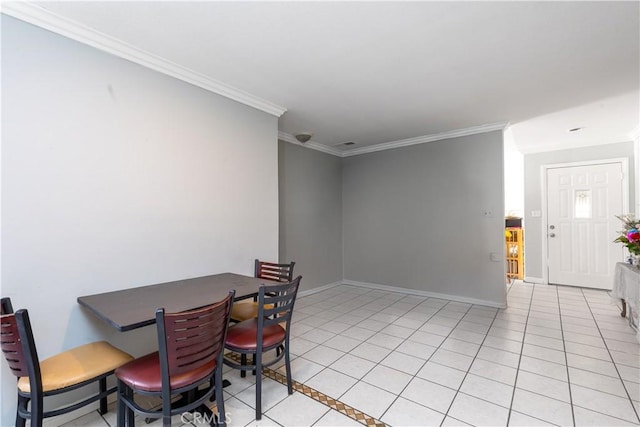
top-left (77, 273), bottom-right (268, 331)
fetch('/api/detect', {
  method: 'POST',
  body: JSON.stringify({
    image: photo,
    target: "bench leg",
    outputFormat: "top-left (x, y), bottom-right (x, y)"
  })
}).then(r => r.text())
top-left (99, 378), bottom-right (108, 415)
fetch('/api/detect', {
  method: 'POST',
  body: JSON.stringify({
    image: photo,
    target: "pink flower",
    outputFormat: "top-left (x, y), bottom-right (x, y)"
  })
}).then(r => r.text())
top-left (627, 230), bottom-right (640, 242)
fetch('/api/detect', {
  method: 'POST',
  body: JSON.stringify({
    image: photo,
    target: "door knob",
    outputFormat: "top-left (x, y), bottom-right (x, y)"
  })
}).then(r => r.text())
top-left (549, 225), bottom-right (555, 230)
top-left (550, 233), bottom-right (556, 238)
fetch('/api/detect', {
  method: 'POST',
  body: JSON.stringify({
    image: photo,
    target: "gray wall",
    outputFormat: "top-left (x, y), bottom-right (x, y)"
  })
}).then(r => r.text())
top-left (523, 141), bottom-right (635, 280)
top-left (279, 141), bottom-right (343, 292)
top-left (342, 131), bottom-right (506, 305)
top-left (1, 16), bottom-right (279, 424)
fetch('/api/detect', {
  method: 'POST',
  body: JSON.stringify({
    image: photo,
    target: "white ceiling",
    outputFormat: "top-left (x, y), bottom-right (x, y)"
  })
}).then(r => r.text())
top-left (11, 1), bottom-right (640, 154)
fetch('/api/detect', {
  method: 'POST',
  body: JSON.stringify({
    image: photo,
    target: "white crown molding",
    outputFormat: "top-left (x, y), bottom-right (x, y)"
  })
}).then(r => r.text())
top-left (278, 131), bottom-right (344, 157)
top-left (280, 122), bottom-right (508, 158)
top-left (1, 2), bottom-right (287, 117)
top-left (341, 122), bottom-right (508, 157)
top-left (342, 280), bottom-right (507, 309)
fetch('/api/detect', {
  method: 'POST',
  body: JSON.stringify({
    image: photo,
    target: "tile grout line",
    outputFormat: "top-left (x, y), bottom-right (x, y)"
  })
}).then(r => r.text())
top-left (348, 297), bottom-right (463, 424)
top-left (384, 301), bottom-right (475, 425)
top-left (322, 291), bottom-right (432, 381)
top-left (512, 289), bottom-right (639, 421)
top-left (475, 281), bottom-right (562, 425)
top-left (519, 316), bottom-right (639, 373)
top-left (386, 300), bottom-right (476, 425)
top-left (300, 288), bottom-right (454, 425)
top-left (556, 285), bottom-right (577, 427)
top-left (504, 281), bottom-right (534, 427)
top-left (256, 284), bottom-right (639, 427)
top-left (226, 351), bottom-right (387, 427)
top-left (438, 303), bottom-right (502, 426)
top-left (299, 289), bottom-right (436, 424)
top-left (307, 291), bottom-right (486, 425)
top-left (579, 287), bottom-right (640, 424)
top-left (266, 368), bottom-right (385, 427)
top-left (99, 411), bottom-right (111, 427)
top-left (400, 302), bottom-right (491, 424)
top-left (229, 287), bottom-right (395, 426)
top-left (65, 284), bottom-right (639, 427)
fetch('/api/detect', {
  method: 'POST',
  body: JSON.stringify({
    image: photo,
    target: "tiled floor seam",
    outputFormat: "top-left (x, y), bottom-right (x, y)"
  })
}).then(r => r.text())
top-left (60, 283), bottom-right (640, 427)
top-left (580, 287), bottom-right (640, 424)
top-left (518, 362), bottom-right (633, 393)
top-left (265, 368), bottom-right (386, 427)
top-left (300, 292), bottom-right (441, 393)
top-left (327, 297), bottom-right (438, 403)
top-left (556, 285), bottom-right (577, 427)
top-left (504, 281), bottom-right (534, 427)
top-left (364, 299), bottom-right (473, 424)
top-left (364, 299), bottom-right (487, 424)
top-left (225, 352), bottom-right (387, 427)
top-left (436, 303), bottom-right (501, 425)
top-left (296, 290), bottom-right (455, 425)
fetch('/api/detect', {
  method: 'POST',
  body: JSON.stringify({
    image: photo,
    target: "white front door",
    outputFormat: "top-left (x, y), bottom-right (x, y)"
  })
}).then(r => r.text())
top-left (546, 162), bottom-right (624, 289)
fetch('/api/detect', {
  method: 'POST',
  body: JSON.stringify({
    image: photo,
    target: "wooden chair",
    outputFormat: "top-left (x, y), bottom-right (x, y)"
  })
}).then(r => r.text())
top-left (223, 276), bottom-right (301, 420)
top-left (0, 297), bottom-right (133, 427)
top-left (1, 297), bottom-right (13, 316)
top-left (230, 259), bottom-right (295, 322)
top-left (115, 291), bottom-right (234, 427)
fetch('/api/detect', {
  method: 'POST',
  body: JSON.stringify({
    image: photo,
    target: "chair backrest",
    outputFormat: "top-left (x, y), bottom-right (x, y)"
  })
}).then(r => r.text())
top-left (1, 297), bottom-right (14, 315)
top-left (254, 259), bottom-right (295, 283)
top-left (258, 276), bottom-right (301, 332)
top-left (0, 306), bottom-right (42, 394)
top-left (156, 291), bottom-right (234, 381)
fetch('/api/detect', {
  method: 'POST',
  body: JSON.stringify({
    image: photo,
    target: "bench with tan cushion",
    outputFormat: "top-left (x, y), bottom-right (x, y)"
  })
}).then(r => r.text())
top-left (0, 298), bottom-right (133, 427)
top-left (17, 341), bottom-right (133, 393)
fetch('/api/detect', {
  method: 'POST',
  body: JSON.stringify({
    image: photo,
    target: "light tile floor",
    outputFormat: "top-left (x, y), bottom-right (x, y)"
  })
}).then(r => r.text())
top-left (61, 280), bottom-right (640, 426)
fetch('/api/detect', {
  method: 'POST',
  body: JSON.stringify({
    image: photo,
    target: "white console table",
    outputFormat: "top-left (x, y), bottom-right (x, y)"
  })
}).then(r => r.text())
top-left (612, 262), bottom-right (640, 341)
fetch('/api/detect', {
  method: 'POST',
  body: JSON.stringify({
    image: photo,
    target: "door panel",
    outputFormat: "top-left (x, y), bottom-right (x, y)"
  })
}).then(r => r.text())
top-left (547, 162), bottom-right (623, 289)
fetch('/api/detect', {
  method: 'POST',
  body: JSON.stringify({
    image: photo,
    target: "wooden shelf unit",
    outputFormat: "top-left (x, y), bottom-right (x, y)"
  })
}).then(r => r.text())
top-left (505, 227), bottom-right (524, 281)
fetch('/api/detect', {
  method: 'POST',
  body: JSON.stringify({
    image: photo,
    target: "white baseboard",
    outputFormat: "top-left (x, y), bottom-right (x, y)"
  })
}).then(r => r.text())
top-left (341, 280), bottom-right (507, 309)
top-left (298, 281), bottom-right (341, 298)
top-left (524, 276), bottom-right (546, 284)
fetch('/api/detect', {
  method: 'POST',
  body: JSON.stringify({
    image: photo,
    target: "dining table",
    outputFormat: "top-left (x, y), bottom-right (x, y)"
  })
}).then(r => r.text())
top-left (77, 272), bottom-right (270, 332)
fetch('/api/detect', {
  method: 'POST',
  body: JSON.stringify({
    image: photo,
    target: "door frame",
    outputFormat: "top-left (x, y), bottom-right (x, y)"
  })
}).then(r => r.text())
top-left (540, 158), bottom-right (629, 285)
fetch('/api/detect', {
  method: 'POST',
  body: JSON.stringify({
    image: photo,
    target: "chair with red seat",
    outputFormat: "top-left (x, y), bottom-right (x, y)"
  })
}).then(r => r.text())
top-left (115, 291), bottom-right (234, 427)
top-left (223, 276), bottom-right (301, 420)
top-left (230, 259), bottom-right (295, 322)
top-left (0, 297), bottom-right (134, 427)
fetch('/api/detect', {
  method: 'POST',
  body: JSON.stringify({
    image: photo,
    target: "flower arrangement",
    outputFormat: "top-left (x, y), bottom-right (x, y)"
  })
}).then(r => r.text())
top-left (614, 214), bottom-right (640, 255)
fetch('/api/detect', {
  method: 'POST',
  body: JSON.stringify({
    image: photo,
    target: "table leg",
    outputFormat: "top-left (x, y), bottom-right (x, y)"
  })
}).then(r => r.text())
top-left (621, 299), bottom-right (627, 318)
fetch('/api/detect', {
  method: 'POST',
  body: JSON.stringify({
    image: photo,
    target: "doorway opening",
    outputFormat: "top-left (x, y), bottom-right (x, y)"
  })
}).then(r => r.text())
top-left (504, 148), bottom-right (525, 285)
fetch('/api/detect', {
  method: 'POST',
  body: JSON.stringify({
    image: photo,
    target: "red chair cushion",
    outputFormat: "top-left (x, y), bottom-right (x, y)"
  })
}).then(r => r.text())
top-left (115, 352), bottom-right (216, 392)
top-left (225, 319), bottom-right (286, 351)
